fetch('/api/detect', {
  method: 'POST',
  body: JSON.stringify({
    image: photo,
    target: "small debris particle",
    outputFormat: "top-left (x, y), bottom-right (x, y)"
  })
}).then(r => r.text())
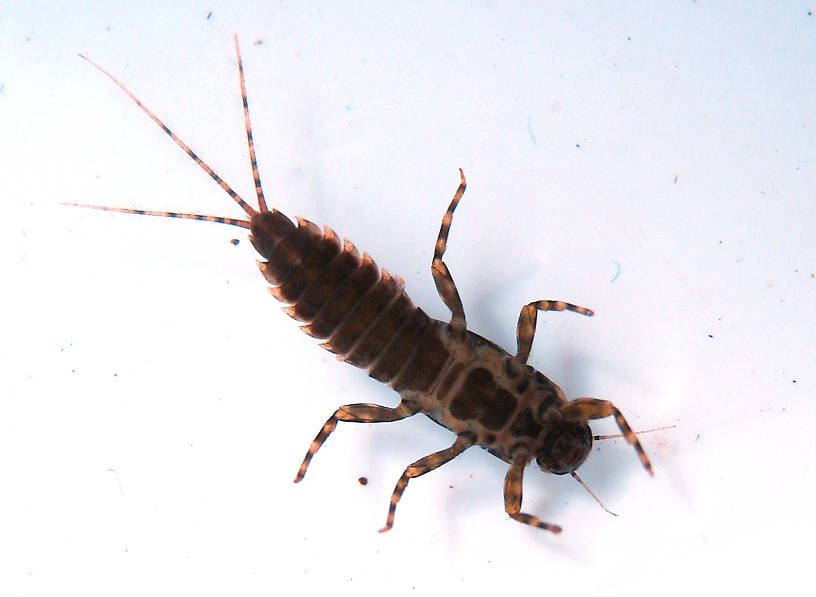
top-left (106, 468), bottom-right (125, 495)
top-left (230, 238), bottom-right (239, 246)
top-left (707, 334), bottom-right (713, 338)
top-left (673, 174), bottom-right (678, 184)
top-left (254, 38), bottom-right (264, 46)
top-left (206, 11), bottom-right (213, 19)
top-left (695, 433), bottom-right (701, 442)
top-left (575, 143), bottom-right (581, 148)
top-left (611, 261), bottom-right (621, 283)
top-left (792, 380), bottom-right (797, 384)
top-left (357, 476), bottom-right (368, 486)
top-left (527, 116), bottom-right (537, 146)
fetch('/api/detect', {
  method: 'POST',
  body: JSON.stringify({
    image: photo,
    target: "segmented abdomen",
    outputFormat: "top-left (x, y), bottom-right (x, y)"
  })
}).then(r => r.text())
top-left (249, 210), bottom-right (452, 394)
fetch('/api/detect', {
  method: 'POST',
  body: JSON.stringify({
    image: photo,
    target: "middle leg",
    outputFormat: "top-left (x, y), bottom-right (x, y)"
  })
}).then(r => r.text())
top-left (514, 300), bottom-right (594, 364)
top-left (379, 432), bottom-right (474, 532)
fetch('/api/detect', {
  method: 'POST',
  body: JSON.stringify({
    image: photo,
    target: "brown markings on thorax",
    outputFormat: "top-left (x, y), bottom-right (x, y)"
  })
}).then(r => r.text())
top-left (417, 328), bottom-right (568, 464)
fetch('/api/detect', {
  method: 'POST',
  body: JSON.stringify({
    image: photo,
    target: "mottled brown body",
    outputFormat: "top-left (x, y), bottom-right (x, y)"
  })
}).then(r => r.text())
top-left (72, 37), bottom-right (655, 535)
top-left (249, 207), bottom-right (574, 468)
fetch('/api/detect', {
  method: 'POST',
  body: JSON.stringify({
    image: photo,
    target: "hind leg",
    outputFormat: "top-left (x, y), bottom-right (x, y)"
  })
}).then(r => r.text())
top-left (514, 300), bottom-right (594, 364)
top-left (294, 401), bottom-right (421, 482)
top-left (431, 169), bottom-right (468, 338)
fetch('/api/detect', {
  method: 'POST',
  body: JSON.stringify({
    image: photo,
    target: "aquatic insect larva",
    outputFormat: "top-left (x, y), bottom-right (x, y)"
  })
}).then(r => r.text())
top-left (69, 37), bottom-right (654, 534)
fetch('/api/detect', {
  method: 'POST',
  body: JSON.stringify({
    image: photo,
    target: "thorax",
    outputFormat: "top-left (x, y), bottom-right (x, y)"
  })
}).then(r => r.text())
top-left (409, 326), bottom-right (569, 463)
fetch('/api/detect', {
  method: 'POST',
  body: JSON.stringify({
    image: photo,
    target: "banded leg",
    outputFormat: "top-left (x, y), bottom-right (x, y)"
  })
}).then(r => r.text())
top-left (294, 401), bottom-right (421, 482)
top-left (514, 300), bottom-right (594, 364)
top-left (431, 169), bottom-right (468, 338)
top-left (561, 398), bottom-right (653, 475)
top-left (379, 433), bottom-right (473, 533)
top-left (504, 452), bottom-right (562, 533)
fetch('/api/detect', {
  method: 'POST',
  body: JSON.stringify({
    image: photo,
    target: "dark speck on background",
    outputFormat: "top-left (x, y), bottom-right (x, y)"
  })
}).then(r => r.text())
top-left (358, 477), bottom-right (368, 486)
top-left (206, 11), bottom-right (213, 19)
top-left (230, 238), bottom-right (239, 246)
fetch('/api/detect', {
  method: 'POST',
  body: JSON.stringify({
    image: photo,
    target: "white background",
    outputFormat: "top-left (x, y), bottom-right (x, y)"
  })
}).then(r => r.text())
top-left (3, 2), bottom-right (815, 594)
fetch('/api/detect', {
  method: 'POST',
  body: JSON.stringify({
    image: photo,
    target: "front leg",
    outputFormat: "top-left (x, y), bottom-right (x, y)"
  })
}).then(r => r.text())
top-left (504, 452), bottom-right (562, 533)
top-left (561, 398), bottom-right (653, 475)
